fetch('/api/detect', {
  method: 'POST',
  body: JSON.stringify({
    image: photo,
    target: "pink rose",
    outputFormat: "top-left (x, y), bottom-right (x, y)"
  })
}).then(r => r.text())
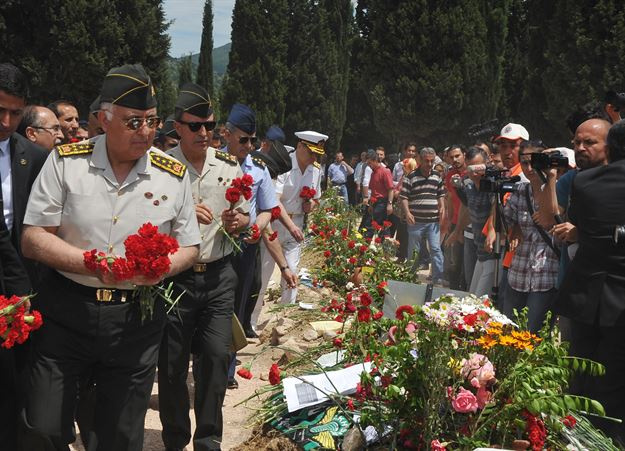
top-left (451, 387), bottom-right (478, 413)
top-left (388, 325), bottom-right (398, 344)
top-left (470, 377), bottom-right (480, 388)
top-left (460, 353), bottom-right (495, 386)
top-left (476, 385), bottom-right (492, 409)
top-left (431, 439), bottom-right (447, 450)
top-left (387, 322), bottom-right (417, 344)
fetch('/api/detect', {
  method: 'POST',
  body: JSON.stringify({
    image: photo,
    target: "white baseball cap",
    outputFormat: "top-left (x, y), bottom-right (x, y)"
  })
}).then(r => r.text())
top-left (494, 123), bottom-right (529, 142)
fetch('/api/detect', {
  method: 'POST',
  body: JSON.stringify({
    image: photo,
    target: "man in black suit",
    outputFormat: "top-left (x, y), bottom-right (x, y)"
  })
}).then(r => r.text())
top-left (0, 63), bottom-right (48, 287)
top-left (0, 62), bottom-right (46, 450)
top-left (555, 119), bottom-right (625, 445)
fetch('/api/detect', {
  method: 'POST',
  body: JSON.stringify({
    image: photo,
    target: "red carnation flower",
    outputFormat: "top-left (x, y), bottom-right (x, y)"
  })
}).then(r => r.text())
top-left (348, 240), bottom-right (356, 249)
top-left (373, 311), bottom-right (384, 320)
top-left (237, 367), bottom-right (253, 379)
top-left (377, 281), bottom-right (388, 296)
top-left (269, 363), bottom-right (281, 385)
top-left (324, 250), bottom-right (331, 258)
top-left (225, 187), bottom-right (241, 205)
top-left (383, 220), bottom-right (392, 228)
top-left (348, 257), bottom-right (357, 265)
top-left (360, 292), bottom-right (372, 306)
top-left (562, 415), bottom-right (576, 429)
top-left (357, 307), bottom-right (371, 323)
top-left (395, 305), bottom-right (415, 319)
top-left (268, 231), bottom-right (278, 241)
top-left (333, 337), bottom-right (343, 348)
top-left (371, 220), bottom-right (382, 231)
top-left (270, 206), bottom-right (281, 221)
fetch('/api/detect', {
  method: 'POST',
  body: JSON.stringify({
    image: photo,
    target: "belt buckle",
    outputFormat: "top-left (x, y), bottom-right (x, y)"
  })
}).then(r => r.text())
top-left (193, 263), bottom-right (207, 273)
top-left (96, 289), bottom-right (113, 302)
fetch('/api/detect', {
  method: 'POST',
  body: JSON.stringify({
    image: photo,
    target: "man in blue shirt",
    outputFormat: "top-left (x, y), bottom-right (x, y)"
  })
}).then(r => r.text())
top-left (326, 151), bottom-right (353, 203)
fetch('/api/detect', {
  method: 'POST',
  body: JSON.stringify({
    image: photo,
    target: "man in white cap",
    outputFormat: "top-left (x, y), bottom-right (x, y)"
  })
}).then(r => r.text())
top-left (493, 122), bottom-right (529, 172)
top-left (272, 130), bottom-right (326, 304)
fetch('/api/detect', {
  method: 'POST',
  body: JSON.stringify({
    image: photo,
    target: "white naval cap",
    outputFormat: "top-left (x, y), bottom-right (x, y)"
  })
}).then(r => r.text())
top-left (295, 130), bottom-right (329, 155)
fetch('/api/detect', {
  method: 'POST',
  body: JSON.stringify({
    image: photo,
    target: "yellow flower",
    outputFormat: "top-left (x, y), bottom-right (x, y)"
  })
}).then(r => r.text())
top-left (498, 335), bottom-right (518, 347)
top-left (477, 334), bottom-right (498, 349)
top-left (355, 232), bottom-right (363, 239)
top-left (448, 357), bottom-right (462, 373)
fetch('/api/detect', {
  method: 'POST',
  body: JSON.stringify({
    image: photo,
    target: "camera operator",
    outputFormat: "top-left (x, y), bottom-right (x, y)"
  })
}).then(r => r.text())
top-left (553, 120), bottom-right (625, 444)
top-left (501, 142), bottom-right (561, 332)
top-left (533, 119), bottom-right (610, 286)
top-left (447, 147), bottom-right (500, 296)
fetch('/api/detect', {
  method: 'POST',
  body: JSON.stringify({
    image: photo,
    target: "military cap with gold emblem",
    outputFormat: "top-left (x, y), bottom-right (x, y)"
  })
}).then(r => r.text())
top-left (295, 130), bottom-right (328, 155)
top-left (175, 82), bottom-right (212, 118)
top-left (99, 63), bottom-right (157, 110)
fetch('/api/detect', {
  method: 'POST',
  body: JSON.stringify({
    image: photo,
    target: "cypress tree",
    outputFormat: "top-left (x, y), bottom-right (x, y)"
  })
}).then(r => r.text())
top-left (283, 0), bottom-right (354, 153)
top-left (220, 0), bottom-right (289, 133)
top-left (357, 0), bottom-right (510, 145)
top-left (0, 0), bottom-right (172, 116)
top-left (178, 54), bottom-right (194, 87)
top-left (196, 0), bottom-right (214, 96)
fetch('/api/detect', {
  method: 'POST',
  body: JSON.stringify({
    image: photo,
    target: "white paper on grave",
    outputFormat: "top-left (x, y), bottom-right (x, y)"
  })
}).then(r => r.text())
top-left (315, 350), bottom-right (345, 368)
top-left (282, 362), bottom-right (372, 413)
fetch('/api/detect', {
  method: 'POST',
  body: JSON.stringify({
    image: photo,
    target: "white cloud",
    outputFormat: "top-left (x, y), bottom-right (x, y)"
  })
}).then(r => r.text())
top-left (164, 0), bottom-right (235, 57)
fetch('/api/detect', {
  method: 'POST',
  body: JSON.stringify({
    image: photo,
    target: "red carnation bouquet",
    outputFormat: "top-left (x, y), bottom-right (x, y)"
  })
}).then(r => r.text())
top-left (220, 175), bottom-right (255, 253)
top-left (84, 223), bottom-right (181, 321)
top-left (299, 186), bottom-right (317, 201)
top-left (0, 295), bottom-right (42, 349)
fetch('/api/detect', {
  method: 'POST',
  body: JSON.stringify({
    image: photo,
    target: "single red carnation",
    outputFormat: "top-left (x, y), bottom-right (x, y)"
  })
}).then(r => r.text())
top-left (237, 367), bottom-right (253, 379)
top-left (373, 311), bottom-right (384, 320)
top-left (324, 250), bottom-right (331, 258)
top-left (357, 307), bottom-right (371, 323)
top-left (268, 231), bottom-right (278, 241)
top-left (270, 206), bottom-right (281, 221)
top-left (377, 281), bottom-right (388, 296)
top-left (395, 305), bottom-right (415, 319)
top-left (348, 240), bottom-right (355, 249)
top-left (269, 363), bottom-right (281, 385)
top-left (225, 187), bottom-right (241, 205)
top-left (360, 292), bottom-right (372, 306)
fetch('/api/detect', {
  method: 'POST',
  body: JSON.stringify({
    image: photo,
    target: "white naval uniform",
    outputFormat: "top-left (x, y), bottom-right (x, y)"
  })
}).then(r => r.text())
top-left (267, 151), bottom-right (321, 304)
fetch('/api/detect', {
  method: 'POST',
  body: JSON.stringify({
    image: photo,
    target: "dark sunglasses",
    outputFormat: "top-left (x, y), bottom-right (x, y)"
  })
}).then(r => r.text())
top-left (239, 135), bottom-right (258, 145)
top-left (178, 120), bottom-right (217, 133)
top-left (121, 116), bottom-right (161, 131)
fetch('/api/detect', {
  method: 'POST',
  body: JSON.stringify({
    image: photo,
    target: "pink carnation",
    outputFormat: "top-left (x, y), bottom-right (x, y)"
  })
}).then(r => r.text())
top-left (451, 387), bottom-right (478, 414)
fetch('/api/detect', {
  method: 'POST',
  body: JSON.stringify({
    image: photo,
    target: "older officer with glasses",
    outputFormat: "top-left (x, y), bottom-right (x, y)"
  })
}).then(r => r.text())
top-left (160, 84), bottom-right (251, 451)
top-left (19, 64), bottom-right (200, 451)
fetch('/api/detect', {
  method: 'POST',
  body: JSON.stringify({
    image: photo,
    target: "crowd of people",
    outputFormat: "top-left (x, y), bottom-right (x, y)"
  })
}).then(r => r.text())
top-left (2, 56), bottom-right (625, 450)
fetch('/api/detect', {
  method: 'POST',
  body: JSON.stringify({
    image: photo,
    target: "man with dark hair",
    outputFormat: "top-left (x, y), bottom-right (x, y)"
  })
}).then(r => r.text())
top-left (17, 105), bottom-right (64, 151)
top-left (327, 150), bottom-right (353, 203)
top-left (554, 119), bottom-right (625, 445)
top-left (365, 148), bottom-right (394, 237)
top-left (47, 99), bottom-right (79, 143)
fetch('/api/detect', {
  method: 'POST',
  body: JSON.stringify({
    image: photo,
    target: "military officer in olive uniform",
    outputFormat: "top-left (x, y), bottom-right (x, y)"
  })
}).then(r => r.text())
top-left (159, 83), bottom-right (250, 451)
top-left (19, 64), bottom-right (200, 451)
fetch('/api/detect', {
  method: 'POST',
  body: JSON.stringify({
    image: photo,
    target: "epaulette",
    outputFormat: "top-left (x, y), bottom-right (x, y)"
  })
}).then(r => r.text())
top-left (313, 161), bottom-right (321, 169)
top-left (149, 151), bottom-right (186, 178)
top-left (251, 155), bottom-right (266, 168)
top-left (215, 150), bottom-right (238, 165)
top-left (57, 142), bottom-right (94, 157)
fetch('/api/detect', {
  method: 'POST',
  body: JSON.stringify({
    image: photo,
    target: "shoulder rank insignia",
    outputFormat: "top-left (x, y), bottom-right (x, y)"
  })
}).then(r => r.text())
top-left (57, 142), bottom-right (94, 157)
top-left (149, 151), bottom-right (186, 178)
top-left (215, 150), bottom-right (238, 165)
top-left (251, 155), bottom-right (266, 168)
top-left (313, 161), bottom-right (321, 169)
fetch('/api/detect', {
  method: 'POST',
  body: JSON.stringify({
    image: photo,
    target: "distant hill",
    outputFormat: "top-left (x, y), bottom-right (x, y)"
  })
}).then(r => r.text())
top-left (168, 42), bottom-right (230, 90)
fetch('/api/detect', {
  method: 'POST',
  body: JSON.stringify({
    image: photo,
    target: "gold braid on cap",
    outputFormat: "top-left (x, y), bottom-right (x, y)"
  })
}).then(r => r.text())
top-left (107, 73), bottom-right (151, 105)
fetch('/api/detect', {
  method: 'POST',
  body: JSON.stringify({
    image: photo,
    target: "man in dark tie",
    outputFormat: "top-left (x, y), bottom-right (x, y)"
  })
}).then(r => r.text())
top-left (0, 62), bottom-right (47, 449)
top-left (555, 119), bottom-right (625, 446)
top-left (0, 63), bottom-right (48, 286)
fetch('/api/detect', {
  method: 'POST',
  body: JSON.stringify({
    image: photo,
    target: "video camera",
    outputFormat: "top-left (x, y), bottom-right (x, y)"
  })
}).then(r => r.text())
top-left (530, 151), bottom-right (569, 171)
top-left (467, 118), bottom-right (499, 140)
top-left (478, 167), bottom-right (520, 194)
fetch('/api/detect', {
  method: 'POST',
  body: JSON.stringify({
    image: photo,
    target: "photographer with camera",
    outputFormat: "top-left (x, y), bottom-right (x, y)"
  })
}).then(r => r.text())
top-left (553, 120), bottom-right (625, 445)
top-left (501, 141), bottom-right (561, 332)
top-left (447, 147), bottom-right (500, 296)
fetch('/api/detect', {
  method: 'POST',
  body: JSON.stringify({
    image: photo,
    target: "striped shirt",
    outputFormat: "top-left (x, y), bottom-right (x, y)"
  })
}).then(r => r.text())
top-left (400, 168), bottom-right (445, 223)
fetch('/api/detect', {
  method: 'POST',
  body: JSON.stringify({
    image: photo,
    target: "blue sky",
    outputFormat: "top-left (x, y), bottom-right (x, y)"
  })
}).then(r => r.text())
top-left (164, 0), bottom-right (235, 57)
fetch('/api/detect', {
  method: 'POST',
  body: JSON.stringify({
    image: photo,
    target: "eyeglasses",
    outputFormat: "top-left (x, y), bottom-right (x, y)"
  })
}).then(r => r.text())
top-left (33, 125), bottom-right (62, 134)
top-left (178, 120), bottom-right (216, 133)
top-left (239, 135), bottom-right (258, 145)
top-left (119, 116), bottom-right (161, 131)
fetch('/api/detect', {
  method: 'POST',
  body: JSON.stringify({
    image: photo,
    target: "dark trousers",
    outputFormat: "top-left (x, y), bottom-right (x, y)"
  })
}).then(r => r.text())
top-left (567, 319), bottom-right (625, 446)
top-left (363, 199), bottom-right (388, 238)
top-left (0, 348), bottom-right (18, 450)
top-left (444, 224), bottom-right (465, 290)
top-left (20, 272), bottom-right (166, 451)
top-left (158, 260), bottom-right (236, 451)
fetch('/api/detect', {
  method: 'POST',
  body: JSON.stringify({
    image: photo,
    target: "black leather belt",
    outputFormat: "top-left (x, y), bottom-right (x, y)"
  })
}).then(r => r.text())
top-left (190, 254), bottom-right (232, 273)
top-left (53, 271), bottom-right (137, 304)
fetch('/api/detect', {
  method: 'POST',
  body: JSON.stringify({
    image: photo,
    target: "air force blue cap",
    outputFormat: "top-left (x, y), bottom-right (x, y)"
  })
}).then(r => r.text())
top-left (265, 125), bottom-right (285, 143)
top-left (227, 103), bottom-right (256, 135)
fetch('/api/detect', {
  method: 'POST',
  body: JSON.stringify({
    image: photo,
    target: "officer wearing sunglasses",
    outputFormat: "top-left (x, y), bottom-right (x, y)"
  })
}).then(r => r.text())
top-left (160, 83), bottom-right (251, 451)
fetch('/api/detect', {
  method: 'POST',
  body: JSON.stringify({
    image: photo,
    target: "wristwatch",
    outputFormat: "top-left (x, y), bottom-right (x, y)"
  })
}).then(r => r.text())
top-left (279, 265), bottom-right (288, 272)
